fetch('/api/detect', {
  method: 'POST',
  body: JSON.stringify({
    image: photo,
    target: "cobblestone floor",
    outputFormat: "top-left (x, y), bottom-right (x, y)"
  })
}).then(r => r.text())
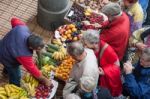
top-left (0, 0), bottom-right (53, 85)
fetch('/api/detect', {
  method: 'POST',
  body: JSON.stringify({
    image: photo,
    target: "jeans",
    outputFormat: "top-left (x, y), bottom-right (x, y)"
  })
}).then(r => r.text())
top-left (3, 64), bottom-right (21, 86)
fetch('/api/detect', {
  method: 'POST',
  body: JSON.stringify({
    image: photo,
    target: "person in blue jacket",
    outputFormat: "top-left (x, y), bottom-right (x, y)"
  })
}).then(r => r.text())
top-left (123, 47), bottom-right (150, 99)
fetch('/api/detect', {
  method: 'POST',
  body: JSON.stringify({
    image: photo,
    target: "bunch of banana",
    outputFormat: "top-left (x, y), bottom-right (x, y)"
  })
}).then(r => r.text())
top-left (22, 73), bottom-right (39, 97)
top-left (21, 81), bottom-right (36, 97)
top-left (42, 65), bottom-right (56, 78)
top-left (23, 73), bottom-right (39, 87)
top-left (0, 84), bottom-right (28, 99)
top-left (52, 46), bottom-right (67, 60)
top-left (52, 39), bottom-right (62, 46)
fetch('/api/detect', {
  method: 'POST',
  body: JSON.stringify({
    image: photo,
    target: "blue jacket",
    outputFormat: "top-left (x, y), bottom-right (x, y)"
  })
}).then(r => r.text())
top-left (124, 62), bottom-right (150, 99)
top-left (139, 0), bottom-right (149, 11)
top-left (0, 25), bottom-right (32, 66)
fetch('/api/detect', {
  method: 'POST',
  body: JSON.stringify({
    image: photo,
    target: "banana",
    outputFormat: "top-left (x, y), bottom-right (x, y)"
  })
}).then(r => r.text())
top-left (10, 84), bottom-right (22, 92)
top-left (7, 85), bottom-right (15, 93)
top-left (0, 91), bottom-right (6, 95)
top-left (0, 94), bottom-right (7, 99)
top-left (20, 96), bottom-right (29, 99)
top-left (0, 87), bottom-right (5, 91)
top-left (4, 85), bottom-right (10, 96)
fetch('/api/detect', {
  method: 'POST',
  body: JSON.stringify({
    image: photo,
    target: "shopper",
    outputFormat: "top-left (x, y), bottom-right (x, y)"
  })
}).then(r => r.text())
top-left (100, 2), bottom-right (130, 61)
top-left (81, 30), bottom-right (123, 97)
top-left (63, 41), bottom-right (99, 98)
top-left (0, 18), bottom-right (51, 87)
top-left (123, 48), bottom-right (150, 99)
top-left (123, 0), bottom-right (144, 34)
top-left (79, 76), bottom-right (112, 99)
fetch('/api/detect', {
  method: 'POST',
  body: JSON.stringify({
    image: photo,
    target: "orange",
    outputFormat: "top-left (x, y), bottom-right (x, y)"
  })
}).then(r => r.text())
top-left (67, 29), bottom-right (72, 34)
top-left (72, 28), bottom-right (77, 32)
top-left (69, 24), bottom-right (76, 28)
top-left (73, 37), bottom-right (78, 41)
top-left (63, 35), bottom-right (67, 39)
top-left (67, 34), bottom-right (71, 38)
top-left (65, 31), bottom-right (68, 35)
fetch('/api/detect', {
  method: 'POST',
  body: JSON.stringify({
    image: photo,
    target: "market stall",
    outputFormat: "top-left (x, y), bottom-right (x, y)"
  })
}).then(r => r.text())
top-left (0, 1), bottom-right (109, 99)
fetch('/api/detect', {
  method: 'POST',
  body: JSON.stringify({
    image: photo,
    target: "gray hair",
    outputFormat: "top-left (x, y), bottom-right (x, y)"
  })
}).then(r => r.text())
top-left (80, 76), bottom-right (96, 92)
top-left (65, 94), bottom-right (81, 99)
top-left (101, 2), bottom-right (122, 16)
top-left (67, 41), bottom-right (84, 57)
top-left (82, 29), bottom-right (100, 44)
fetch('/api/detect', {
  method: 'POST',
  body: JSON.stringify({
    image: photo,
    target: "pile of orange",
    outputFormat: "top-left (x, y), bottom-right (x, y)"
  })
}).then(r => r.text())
top-left (55, 56), bottom-right (75, 80)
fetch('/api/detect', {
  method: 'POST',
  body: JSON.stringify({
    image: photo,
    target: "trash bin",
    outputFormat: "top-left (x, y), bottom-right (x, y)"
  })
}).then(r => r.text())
top-left (37, 0), bottom-right (72, 31)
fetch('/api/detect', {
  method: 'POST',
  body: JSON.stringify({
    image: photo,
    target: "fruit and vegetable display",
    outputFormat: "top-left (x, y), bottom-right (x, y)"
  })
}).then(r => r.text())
top-left (35, 84), bottom-right (54, 99)
top-left (42, 65), bottom-right (56, 78)
top-left (65, 3), bottom-right (107, 31)
top-left (82, 8), bottom-right (106, 30)
top-left (55, 56), bottom-right (75, 80)
top-left (0, 84), bottom-right (28, 99)
top-left (41, 55), bottom-right (75, 81)
top-left (46, 44), bottom-right (67, 61)
top-left (22, 73), bottom-right (39, 97)
top-left (65, 3), bottom-right (85, 23)
top-left (71, 0), bottom-right (109, 11)
top-left (54, 24), bottom-right (82, 44)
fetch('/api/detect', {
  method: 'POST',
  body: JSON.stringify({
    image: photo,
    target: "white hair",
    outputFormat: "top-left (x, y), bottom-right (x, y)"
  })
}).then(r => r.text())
top-left (82, 29), bottom-right (100, 44)
top-left (102, 2), bottom-right (122, 16)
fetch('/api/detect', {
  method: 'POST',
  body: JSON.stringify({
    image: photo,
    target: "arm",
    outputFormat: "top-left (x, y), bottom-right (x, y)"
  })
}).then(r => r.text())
top-left (63, 66), bottom-right (78, 98)
top-left (11, 18), bottom-right (26, 28)
top-left (124, 74), bottom-right (149, 97)
top-left (123, 61), bottom-right (149, 97)
top-left (17, 56), bottom-right (51, 86)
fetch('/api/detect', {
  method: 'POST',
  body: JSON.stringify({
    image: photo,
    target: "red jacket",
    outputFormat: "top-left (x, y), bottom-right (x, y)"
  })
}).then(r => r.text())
top-left (95, 40), bottom-right (122, 96)
top-left (100, 12), bottom-right (130, 60)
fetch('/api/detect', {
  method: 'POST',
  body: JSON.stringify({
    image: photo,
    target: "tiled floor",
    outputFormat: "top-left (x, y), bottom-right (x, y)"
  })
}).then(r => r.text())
top-left (0, 0), bottom-right (53, 85)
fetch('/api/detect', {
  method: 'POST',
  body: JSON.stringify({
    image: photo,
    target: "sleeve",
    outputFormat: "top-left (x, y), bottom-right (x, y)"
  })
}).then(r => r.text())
top-left (124, 74), bottom-right (149, 97)
top-left (16, 56), bottom-right (41, 78)
top-left (100, 30), bottom-right (114, 44)
top-left (63, 66), bottom-right (78, 98)
top-left (63, 78), bottom-right (78, 98)
top-left (11, 18), bottom-right (26, 28)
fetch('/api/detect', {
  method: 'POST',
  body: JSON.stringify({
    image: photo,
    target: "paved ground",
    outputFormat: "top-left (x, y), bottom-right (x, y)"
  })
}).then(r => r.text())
top-left (0, 0), bottom-right (53, 85)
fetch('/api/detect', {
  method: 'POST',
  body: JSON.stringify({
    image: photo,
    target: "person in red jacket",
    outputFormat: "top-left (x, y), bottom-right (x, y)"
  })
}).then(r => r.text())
top-left (0, 18), bottom-right (51, 86)
top-left (100, 2), bottom-right (130, 61)
top-left (81, 30), bottom-right (123, 98)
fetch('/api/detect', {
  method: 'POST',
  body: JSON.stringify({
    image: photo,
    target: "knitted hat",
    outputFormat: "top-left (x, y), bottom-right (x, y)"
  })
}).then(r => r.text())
top-left (102, 2), bottom-right (122, 16)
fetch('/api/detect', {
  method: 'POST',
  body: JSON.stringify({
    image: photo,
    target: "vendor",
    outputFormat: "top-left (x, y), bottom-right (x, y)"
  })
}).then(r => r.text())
top-left (0, 18), bottom-right (51, 87)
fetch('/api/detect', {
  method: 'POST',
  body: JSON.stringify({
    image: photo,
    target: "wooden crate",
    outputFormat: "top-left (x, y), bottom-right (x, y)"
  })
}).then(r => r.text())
top-left (64, 2), bottom-right (85, 23)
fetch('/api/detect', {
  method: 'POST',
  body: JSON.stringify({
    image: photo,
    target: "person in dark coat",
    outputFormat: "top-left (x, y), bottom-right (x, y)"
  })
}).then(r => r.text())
top-left (123, 47), bottom-right (150, 99)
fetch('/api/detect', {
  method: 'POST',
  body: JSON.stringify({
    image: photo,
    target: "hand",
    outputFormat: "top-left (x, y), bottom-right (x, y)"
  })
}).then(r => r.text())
top-left (37, 75), bottom-right (52, 87)
top-left (44, 78), bottom-right (52, 87)
top-left (123, 61), bottom-right (134, 74)
top-left (135, 42), bottom-right (147, 50)
top-left (99, 67), bottom-right (104, 75)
